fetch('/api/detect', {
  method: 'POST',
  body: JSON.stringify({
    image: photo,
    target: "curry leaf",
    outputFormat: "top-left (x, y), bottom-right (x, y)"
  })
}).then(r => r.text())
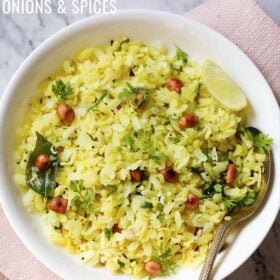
top-left (25, 132), bottom-right (59, 198)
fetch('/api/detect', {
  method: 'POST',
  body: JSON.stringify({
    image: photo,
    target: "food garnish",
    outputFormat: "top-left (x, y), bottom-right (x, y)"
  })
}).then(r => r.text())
top-left (56, 103), bottom-right (75, 125)
top-left (25, 132), bottom-right (59, 198)
top-left (52, 80), bottom-right (74, 101)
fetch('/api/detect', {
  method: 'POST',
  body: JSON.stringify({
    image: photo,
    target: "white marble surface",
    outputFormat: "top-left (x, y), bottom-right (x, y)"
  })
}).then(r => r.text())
top-left (0, 0), bottom-right (279, 280)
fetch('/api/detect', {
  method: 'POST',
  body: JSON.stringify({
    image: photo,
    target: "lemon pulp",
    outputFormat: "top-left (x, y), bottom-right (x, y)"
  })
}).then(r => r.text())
top-left (201, 59), bottom-right (248, 111)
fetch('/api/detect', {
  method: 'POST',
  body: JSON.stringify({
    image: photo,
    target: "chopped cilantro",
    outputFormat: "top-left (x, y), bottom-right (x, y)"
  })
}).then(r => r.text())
top-left (254, 133), bottom-right (273, 153)
top-left (242, 128), bottom-right (273, 153)
top-left (106, 184), bottom-right (118, 192)
top-left (175, 45), bottom-right (188, 63)
top-left (119, 83), bottom-right (137, 100)
top-left (223, 190), bottom-right (257, 213)
top-left (88, 89), bottom-right (110, 112)
top-left (151, 248), bottom-right (176, 276)
top-left (156, 203), bottom-right (165, 221)
top-left (136, 129), bottom-right (167, 163)
top-left (163, 115), bottom-right (180, 125)
top-left (69, 180), bottom-right (94, 213)
top-left (169, 137), bottom-right (180, 144)
top-left (141, 201), bottom-right (153, 209)
top-left (123, 133), bottom-right (134, 147)
top-left (105, 227), bottom-right (113, 240)
top-left (202, 182), bottom-right (221, 198)
top-left (52, 80), bottom-right (74, 100)
top-left (118, 83), bottom-right (149, 109)
top-left (118, 259), bottom-right (125, 269)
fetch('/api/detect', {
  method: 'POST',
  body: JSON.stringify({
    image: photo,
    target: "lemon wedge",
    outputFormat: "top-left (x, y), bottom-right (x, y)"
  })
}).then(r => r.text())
top-left (201, 59), bottom-right (248, 111)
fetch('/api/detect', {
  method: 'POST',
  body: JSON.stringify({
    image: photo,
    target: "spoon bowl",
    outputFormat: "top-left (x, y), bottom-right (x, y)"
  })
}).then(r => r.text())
top-left (199, 127), bottom-right (272, 280)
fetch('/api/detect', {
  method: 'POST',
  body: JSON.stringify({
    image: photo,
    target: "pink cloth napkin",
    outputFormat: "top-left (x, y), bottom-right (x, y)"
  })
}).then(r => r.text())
top-left (1, 0), bottom-right (279, 279)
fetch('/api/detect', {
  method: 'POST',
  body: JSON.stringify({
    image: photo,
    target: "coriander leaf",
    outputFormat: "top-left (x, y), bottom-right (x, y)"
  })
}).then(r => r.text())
top-left (118, 83), bottom-right (149, 109)
top-left (105, 227), bottom-right (113, 240)
top-left (223, 190), bottom-right (257, 213)
top-left (118, 83), bottom-right (137, 100)
top-left (241, 128), bottom-right (254, 142)
top-left (123, 133), bottom-right (134, 147)
top-left (106, 184), bottom-right (118, 192)
top-left (136, 129), bottom-right (167, 163)
top-left (242, 128), bottom-right (273, 153)
top-left (156, 203), bottom-right (164, 212)
top-left (254, 133), bottom-right (273, 153)
top-left (163, 115), bottom-right (180, 125)
top-left (157, 213), bottom-right (165, 222)
top-left (156, 203), bottom-right (165, 221)
top-left (169, 137), bottom-right (180, 144)
top-left (141, 201), bottom-right (153, 209)
top-left (70, 180), bottom-right (94, 213)
top-left (151, 151), bottom-right (168, 164)
top-left (118, 259), bottom-right (125, 269)
top-left (52, 80), bottom-right (74, 100)
top-left (223, 199), bottom-right (237, 213)
top-left (202, 182), bottom-right (222, 198)
top-left (161, 249), bottom-right (172, 259)
top-left (151, 248), bottom-right (176, 276)
top-left (25, 132), bottom-right (59, 198)
top-left (88, 89), bottom-right (110, 112)
top-left (239, 190), bottom-right (256, 206)
top-left (175, 45), bottom-right (188, 63)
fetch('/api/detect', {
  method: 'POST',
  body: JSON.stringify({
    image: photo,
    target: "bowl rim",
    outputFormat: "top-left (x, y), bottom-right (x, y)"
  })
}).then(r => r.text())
top-left (0, 9), bottom-right (279, 280)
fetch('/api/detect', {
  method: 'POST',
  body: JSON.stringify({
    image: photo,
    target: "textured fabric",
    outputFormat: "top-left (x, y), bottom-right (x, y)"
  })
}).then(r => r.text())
top-left (0, 208), bottom-right (60, 280)
top-left (186, 0), bottom-right (280, 103)
top-left (1, 0), bottom-right (280, 279)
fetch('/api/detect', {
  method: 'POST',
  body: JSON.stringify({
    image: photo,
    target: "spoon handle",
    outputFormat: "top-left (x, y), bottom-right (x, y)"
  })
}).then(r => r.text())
top-left (199, 221), bottom-right (232, 280)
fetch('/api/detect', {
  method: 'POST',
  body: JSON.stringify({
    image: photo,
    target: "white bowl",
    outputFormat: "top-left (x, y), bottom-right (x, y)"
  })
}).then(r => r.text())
top-left (0, 10), bottom-right (279, 280)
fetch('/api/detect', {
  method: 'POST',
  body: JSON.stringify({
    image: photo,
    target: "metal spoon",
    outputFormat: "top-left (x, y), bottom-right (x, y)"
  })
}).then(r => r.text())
top-left (199, 127), bottom-right (272, 280)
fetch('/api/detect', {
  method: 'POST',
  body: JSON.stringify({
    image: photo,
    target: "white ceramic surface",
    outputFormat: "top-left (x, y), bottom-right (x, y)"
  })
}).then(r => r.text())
top-left (0, 10), bottom-right (279, 280)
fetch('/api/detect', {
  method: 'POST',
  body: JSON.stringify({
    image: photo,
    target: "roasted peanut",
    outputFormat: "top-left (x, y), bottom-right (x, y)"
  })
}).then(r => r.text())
top-left (48, 197), bottom-right (68, 214)
top-left (166, 78), bottom-right (184, 93)
top-left (35, 154), bottom-right (51, 170)
top-left (185, 193), bottom-right (199, 210)
top-left (130, 169), bottom-right (142, 182)
top-left (112, 224), bottom-right (122, 233)
top-left (161, 167), bottom-right (179, 183)
top-left (225, 163), bottom-right (237, 184)
top-left (144, 261), bottom-right (162, 277)
top-left (179, 113), bottom-right (199, 129)
top-left (56, 103), bottom-right (75, 125)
